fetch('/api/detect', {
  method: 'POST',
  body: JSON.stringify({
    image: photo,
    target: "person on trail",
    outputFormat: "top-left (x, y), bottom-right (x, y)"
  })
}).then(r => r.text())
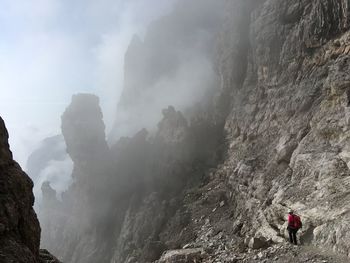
top-left (287, 210), bottom-right (302, 245)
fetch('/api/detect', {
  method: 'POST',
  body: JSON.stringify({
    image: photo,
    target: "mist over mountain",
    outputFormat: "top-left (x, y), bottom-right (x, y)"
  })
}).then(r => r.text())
top-left (26, 135), bottom-right (73, 202)
top-left (1, 0), bottom-right (350, 263)
top-left (110, 0), bottom-right (225, 140)
top-left (37, 1), bottom-right (227, 261)
top-left (0, 0), bottom-right (175, 168)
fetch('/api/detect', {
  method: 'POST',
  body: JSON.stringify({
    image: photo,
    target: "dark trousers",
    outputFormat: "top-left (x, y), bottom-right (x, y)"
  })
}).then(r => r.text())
top-left (288, 227), bottom-right (298, 245)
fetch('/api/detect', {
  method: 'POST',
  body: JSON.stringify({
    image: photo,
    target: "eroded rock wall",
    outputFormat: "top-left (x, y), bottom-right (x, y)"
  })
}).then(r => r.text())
top-left (214, 0), bottom-right (350, 256)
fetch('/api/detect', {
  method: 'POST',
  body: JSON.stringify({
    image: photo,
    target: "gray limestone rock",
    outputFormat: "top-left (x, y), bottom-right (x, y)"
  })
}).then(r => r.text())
top-left (157, 248), bottom-right (207, 263)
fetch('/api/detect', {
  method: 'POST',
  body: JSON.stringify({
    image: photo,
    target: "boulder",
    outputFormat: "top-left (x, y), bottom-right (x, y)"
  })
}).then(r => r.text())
top-left (158, 248), bottom-right (207, 263)
top-left (248, 237), bottom-right (270, 250)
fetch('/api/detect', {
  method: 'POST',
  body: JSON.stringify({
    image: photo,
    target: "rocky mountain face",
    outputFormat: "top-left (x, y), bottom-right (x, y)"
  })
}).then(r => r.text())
top-left (218, 0), bottom-right (350, 255)
top-left (38, 0), bottom-right (350, 262)
top-left (0, 117), bottom-right (40, 262)
top-left (0, 117), bottom-right (60, 263)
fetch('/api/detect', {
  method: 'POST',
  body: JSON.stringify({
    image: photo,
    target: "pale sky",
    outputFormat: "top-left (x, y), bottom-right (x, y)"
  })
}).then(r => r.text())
top-left (0, 0), bottom-right (174, 167)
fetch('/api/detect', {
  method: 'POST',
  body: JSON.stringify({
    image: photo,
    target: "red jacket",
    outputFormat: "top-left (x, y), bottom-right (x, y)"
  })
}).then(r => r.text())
top-left (288, 214), bottom-right (301, 229)
top-left (288, 214), bottom-right (295, 228)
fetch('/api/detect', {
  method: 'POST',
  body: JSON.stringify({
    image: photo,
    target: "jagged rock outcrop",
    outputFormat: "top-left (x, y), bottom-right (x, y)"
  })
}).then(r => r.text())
top-left (61, 94), bottom-right (109, 170)
top-left (0, 118), bottom-right (61, 262)
top-left (0, 117), bottom-right (41, 262)
top-left (156, 106), bottom-right (188, 144)
top-left (40, 94), bottom-right (114, 263)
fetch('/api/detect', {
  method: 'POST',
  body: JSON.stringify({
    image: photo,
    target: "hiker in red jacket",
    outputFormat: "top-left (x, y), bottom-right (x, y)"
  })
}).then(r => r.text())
top-left (287, 210), bottom-right (302, 245)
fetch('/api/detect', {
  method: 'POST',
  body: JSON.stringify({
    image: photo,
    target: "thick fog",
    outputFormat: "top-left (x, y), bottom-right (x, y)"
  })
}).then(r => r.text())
top-left (1, 0), bottom-right (225, 208)
top-left (0, 0), bottom-right (175, 167)
top-left (0, 0), bottom-right (229, 261)
top-left (0, 0), bottom-right (176, 199)
top-left (111, 0), bottom-right (224, 139)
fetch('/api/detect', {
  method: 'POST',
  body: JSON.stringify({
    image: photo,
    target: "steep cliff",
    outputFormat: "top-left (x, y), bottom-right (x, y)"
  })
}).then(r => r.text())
top-left (0, 117), bottom-right (61, 263)
top-left (0, 117), bottom-right (41, 262)
top-left (115, 0), bottom-right (350, 260)
top-left (219, 0), bottom-right (350, 254)
top-left (157, 0), bottom-right (350, 261)
top-left (155, 0), bottom-right (350, 260)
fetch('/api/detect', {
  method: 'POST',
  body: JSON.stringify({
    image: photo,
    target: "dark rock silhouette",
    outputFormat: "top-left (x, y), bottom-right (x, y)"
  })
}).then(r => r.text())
top-left (0, 117), bottom-right (41, 262)
top-left (0, 117), bottom-right (60, 263)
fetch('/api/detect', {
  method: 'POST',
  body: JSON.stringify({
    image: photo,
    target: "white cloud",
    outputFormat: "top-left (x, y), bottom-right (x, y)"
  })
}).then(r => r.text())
top-left (34, 156), bottom-right (74, 201)
top-left (0, 0), bottom-right (60, 26)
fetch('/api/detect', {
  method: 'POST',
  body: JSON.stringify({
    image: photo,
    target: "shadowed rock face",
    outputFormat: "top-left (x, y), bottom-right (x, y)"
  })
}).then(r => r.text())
top-left (0, 117), bottom-right (41, 263)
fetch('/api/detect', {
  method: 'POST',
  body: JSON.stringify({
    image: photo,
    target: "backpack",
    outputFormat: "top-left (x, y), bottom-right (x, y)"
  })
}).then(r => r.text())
top-left (294, 215), bottom-right (302, 229)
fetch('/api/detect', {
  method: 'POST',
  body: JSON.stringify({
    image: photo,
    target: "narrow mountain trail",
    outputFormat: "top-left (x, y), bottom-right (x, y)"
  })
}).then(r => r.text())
top-left (157, 243), bottom-right (350, 263)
